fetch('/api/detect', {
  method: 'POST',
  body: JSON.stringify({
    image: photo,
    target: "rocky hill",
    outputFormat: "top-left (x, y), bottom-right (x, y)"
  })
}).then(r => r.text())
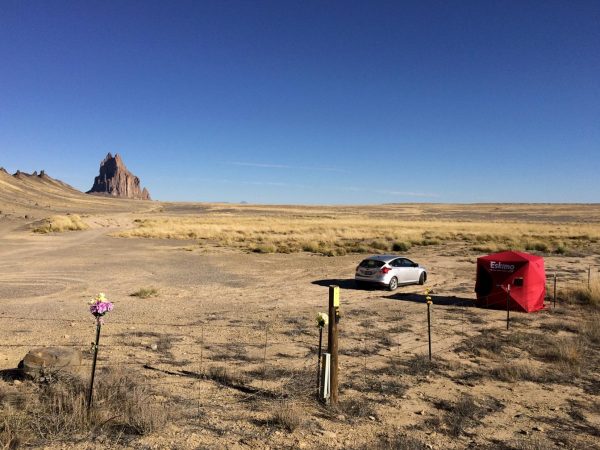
top-left (87, 153), bottom-right (150, 200)
top-left (0, 167), bottom-right (151, 219)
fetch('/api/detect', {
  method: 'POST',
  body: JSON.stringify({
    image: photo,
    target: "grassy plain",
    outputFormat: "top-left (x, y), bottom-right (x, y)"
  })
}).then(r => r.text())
top-left (117, 203), bottom-right (600, 256)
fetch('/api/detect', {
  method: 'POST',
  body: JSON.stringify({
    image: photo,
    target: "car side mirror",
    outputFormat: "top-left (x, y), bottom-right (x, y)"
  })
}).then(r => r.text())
top-left (413, 263), bottom-right (418, 267)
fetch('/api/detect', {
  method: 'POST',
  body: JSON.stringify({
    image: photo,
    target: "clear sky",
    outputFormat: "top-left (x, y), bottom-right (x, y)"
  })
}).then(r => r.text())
top-left (1, 0), bottom-right (599, 203)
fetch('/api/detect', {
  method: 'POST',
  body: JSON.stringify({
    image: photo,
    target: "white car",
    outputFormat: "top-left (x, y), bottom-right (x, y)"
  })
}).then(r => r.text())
top-left (355, 255), bottom-right (427, 291)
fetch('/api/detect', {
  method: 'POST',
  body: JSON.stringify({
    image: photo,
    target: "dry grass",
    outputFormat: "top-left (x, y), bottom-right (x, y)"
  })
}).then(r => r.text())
top-left (490, 362), bottom-right (543, 382)
top-left (537, 338), bottom-right (583, 370)
top-left (271, 401), bottom-right (303, 432)
top-left (115, 205), bottom-right (600, 255)
top-left (438, 394), bottom-right (486, 437)
top-left (355, 429), bottom-right (427, 450)
top-left (33, 214), bottom-right (88, 233)
top-left (581, 312), bottom-right (600, 344)
top-left (336, 397), bottom-right (377, 420)
top-left (562, 279), bottom-right (600, 307)
top-left (0, 368), bottom-right (168, 448)
top-left (130, 287), bottom-right (159, 298)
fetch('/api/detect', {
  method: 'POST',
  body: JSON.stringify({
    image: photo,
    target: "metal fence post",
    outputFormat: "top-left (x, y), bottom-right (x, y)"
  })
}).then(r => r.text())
top-left (87, 320), bottom-right (102, 413)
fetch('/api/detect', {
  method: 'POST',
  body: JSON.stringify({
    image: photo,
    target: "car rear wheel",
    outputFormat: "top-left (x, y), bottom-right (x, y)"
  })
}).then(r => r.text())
top-left (418, 272), bottom-right (426, 285)
top-left (388, 277), bottom-right (398, 291)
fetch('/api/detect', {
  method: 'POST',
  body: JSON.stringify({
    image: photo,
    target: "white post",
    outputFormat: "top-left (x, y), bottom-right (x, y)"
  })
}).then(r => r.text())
top-left (321, 353), bottom-right (331, 403)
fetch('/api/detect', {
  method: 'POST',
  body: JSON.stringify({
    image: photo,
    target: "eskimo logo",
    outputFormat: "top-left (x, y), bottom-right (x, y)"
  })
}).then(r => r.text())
top-left (490, 261), bottom-right (515, 271)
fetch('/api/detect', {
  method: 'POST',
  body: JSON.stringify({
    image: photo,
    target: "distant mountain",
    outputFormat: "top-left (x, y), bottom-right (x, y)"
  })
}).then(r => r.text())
top-left (0, 168), bottom-right (86, 217)
top-left (0, 166), bottom-right (150, 218)
top-left (87, 153), bottom-right (150, 200)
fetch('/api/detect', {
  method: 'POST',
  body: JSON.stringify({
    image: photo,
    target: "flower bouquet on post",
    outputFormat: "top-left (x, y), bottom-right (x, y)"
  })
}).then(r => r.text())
top-left (89, 293), bottom-right (113, 323)
top-left (87, 293), bottom-right (113, 411)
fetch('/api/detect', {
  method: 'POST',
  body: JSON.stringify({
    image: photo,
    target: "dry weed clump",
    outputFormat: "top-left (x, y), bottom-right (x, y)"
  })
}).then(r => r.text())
top-left (271, 401), bottom-right (303, 432)
top-left (33, 214), bottom-right (88, 233)
top-left (335, 397), bottom-right (377, 420)
top-left (581, 312), bottom-right (600, 344)
top-left (130, 287), bottom-right (159, 298)
top-left (490, 361), bottom-right (542, 382)
top-left (562, 279), bottom-right (600, 307)
top-left (0, 368), bottom-right (168, 448)
top-left (437, 394), bottom-right (489, 437)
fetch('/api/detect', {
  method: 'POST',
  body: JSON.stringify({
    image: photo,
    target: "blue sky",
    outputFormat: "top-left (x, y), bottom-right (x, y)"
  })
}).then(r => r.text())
top-left (1, 0), bottom-right (599, 203)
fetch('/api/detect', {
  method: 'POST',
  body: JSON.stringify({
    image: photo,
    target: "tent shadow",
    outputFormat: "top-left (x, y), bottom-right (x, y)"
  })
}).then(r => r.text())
top-left (384, 292), bottom-right (476, 307)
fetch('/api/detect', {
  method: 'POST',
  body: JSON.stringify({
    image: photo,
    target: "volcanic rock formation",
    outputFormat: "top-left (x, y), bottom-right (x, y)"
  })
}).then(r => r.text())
top-left (88, 153), bottom-right (151, 200)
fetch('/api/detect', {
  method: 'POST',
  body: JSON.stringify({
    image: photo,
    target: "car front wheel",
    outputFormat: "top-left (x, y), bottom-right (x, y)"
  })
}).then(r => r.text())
top-left (388, 277), bottom-right (398, 291)
top-left (418, 272), bottom-right (426, 285)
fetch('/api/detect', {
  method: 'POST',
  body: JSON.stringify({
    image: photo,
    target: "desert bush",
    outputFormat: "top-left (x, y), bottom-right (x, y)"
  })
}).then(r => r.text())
top-left (392, 241), bottom-right (411, 252)
top-left (354, 429), bottom-right (426, 450)
top-left (441, 394), bottom-right (483, 437)
top-left (130, 287), bottom-right (159, 298)
top-left (402, 354), bottom-right (438, 375)
top-left (525, 240), bottom-right (549, 252)
top-left (252, 243), bottom-right (277, 253)
top-left (562, 279), bottom-right (600, 307)
top-left (535, 337), bottom-right (582, 371)
top-left (490, 362), bottom-right (542, 382)
top-left (581, 313), bottom-right (600, 344)
top-left (33, 214), bottom-right (88, 233)
top-left (206, 366), bottom-right (246, 386)
top-left (336, 397), bottom-right (377, 419)
top-left (370, 240), bottom-right (390, 251)
top-left (271, 401), bottom-right (303, 432)
top-left (0, 368), bottom-right (168, 448)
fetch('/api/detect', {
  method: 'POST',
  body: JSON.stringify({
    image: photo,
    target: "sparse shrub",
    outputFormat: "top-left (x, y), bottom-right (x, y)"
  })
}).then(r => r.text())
top-left (403, 354), bottom-right (438, 375)
top-left (443, 394), bottom-right (482, 437)
top-left (360, 429), bottom-right (426, 450)
top-left (33, 215), bottom-right (88, 233)
top-left (532, 337), bottom-right (582, 374)
top-left (581, 313), bottom-right (600, 344)
top-left (272, 401), bottom-right (303, 432)
top-left (206, 366), bottom-right (246, 386)
top-left (525, 240), bottom-right (549, 252)
top-left (130, 287), bottom-right (159, 298)
top-left (490, 362), bottom-right (542, 382)
top-left (370, 240), bottom-right (389, 251)
top-left (336, 397), bottom-right (377, 419)
top-left (0, 368), bottom-right (168, 448)
top-left (562, 279), bottom-right (600, 307)
top-left (392, 241), bottom-right (411, 252)
top-left (301, 241), bottom-right (321, 253)
top-left (252, 243), bottom-right (277, 253)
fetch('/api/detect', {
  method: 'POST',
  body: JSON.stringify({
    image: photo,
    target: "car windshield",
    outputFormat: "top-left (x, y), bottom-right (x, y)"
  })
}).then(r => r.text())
top-left (359, 259), bottom-right (385, 269)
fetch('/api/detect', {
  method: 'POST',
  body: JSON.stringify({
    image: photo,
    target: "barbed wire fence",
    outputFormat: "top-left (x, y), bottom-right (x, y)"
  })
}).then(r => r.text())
top-left (0, 266), bottom-right (594, 416)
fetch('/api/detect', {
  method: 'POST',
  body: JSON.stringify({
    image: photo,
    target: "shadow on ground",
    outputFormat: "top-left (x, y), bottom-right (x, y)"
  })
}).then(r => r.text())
top-left (384, 292), bottom-right (476, 307)
top-left (312, 278), bottom-right (365, 290)
top-left (0, 368), bottom-right (25, 381)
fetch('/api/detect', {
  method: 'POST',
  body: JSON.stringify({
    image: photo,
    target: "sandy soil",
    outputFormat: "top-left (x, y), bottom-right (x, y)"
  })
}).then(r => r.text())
top-left (0, 207), bottom-right (599, 449)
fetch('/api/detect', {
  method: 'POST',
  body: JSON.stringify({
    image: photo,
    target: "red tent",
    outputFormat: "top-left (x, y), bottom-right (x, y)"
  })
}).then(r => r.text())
top-left (475, 251), bottom-right (546, 313)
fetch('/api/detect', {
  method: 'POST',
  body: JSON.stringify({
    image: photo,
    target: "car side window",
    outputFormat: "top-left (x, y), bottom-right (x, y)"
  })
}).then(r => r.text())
top-left (391, 259), bottom-right (402, 267)
top-left (401, 259), bottom-right (413, 267)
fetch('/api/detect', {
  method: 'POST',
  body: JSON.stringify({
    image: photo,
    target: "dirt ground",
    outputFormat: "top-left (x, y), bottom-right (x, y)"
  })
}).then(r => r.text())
top-left (0, 205), bottom-right (599, 449)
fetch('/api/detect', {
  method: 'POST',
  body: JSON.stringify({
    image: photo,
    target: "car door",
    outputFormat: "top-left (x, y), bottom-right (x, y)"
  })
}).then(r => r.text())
top-left (402, 258), bottom-right (419, 283)
top-left (391, 258), bottom-right (409, 283)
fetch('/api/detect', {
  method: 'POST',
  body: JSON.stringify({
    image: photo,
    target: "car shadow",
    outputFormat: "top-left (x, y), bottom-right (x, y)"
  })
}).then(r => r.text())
top-left (312, 279), bottom-right (365, 290)
top-left (384, 292), bottom-right (476, 307)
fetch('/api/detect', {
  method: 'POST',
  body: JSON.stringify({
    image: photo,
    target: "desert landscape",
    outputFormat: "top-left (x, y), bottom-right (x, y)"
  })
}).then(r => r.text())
top-left (0, 169), bottom-right (599, 449)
